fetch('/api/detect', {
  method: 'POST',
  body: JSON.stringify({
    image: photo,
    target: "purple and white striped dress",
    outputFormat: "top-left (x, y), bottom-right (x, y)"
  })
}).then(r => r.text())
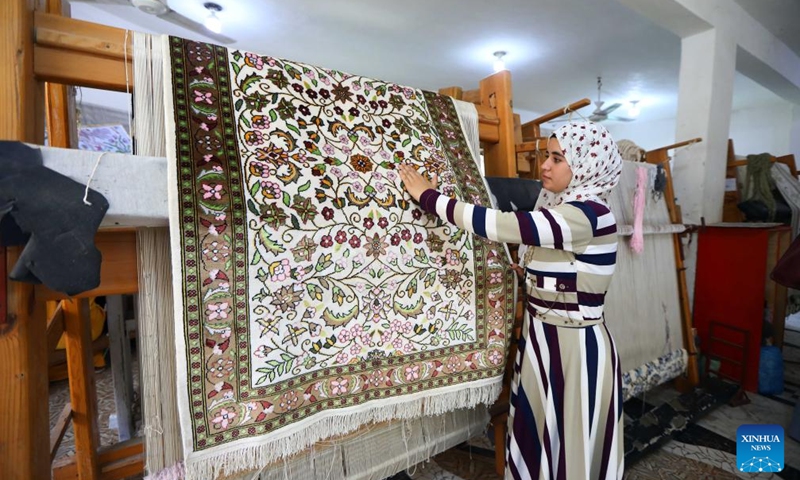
top-left (418, 189), bottom-right (624, 480)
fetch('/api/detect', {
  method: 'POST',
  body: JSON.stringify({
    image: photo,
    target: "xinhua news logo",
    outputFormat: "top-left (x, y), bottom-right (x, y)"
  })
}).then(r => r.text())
top-left (737, 424), bottom-right (784, 473)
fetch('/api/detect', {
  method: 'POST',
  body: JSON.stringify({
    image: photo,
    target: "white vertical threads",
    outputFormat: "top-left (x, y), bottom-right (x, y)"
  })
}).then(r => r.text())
top-left (133, 32), bottom-right (183, 476)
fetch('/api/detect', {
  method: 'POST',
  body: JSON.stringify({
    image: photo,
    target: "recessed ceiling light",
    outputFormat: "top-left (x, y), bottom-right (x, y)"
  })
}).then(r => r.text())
top-left (204, 2), bottom-right (223, 34)
top-left (493, 51), bottom-right (507, 73)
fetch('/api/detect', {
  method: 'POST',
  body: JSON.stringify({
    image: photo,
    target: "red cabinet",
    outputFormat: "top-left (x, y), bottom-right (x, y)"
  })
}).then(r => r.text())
top-left (693, 224), bottom-right (790, 392)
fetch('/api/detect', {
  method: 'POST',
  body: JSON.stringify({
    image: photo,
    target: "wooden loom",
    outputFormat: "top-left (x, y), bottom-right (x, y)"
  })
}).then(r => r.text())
top-left (0, 3), bottom-right (519, 479)
top-left (722, 138), bottom-right (798, 223)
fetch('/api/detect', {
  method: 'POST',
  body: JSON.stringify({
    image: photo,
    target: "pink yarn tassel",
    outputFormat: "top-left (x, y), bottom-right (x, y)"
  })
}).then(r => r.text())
top-left (631, 166), bottom-right (647, 254)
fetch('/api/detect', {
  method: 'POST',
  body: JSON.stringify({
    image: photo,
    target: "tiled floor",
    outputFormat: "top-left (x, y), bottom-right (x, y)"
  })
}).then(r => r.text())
top-left (49, 359), bottom-right (142, 460)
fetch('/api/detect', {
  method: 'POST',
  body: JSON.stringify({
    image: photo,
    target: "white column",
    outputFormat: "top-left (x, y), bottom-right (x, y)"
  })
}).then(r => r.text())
top-left (672, 28), bottom-right (736, 225)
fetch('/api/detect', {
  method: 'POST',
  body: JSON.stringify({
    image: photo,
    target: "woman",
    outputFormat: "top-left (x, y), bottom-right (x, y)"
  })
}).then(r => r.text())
top-left (399, 121), bottom-right (624, 480)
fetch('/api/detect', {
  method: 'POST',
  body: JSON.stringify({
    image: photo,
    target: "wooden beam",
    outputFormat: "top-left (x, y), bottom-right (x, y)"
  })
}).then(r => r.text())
top-left (46, 300), bottom-right (65, 353)
top-left (53, 438), bottom-right (144, 480)
top-left (653, 137), bottom-right (702, 152)
top-left (1, 1), bottom-right (49, 479)
top-left (35, 45), bottom-right (131, 92)
top-left (35, 12), bottom-right (133, 61)
top-left (515, 138), bottom-right (549, 154)
top-left (50, 402), bottom-right (73, 463)
top-left (438, 86), bottom-right (463, 100)
top-left (438, 90), bottom-right (500, 144)
top-left (479, 70), bottom-right (516, 178)
top-left (527, 98), bottom-right (592, 127)
top-left (475, 104), bottom-right (500, 125)
top-left (722, 139), bottom-right (744, 223)
top-left (478, 122), bottom-right (500, 144)
top-left (49, 335), bottom-right (109, 369)
top-left (776, 154), bottom-right (797, 177)
top-left (462, 88), bottom-right (481, 104)
top-left (63, 298), bottom-right (100, 479)
top-left (46, 82), bottom-right (77, 147)
top-left (35, 229), bottom-right (139, 301)
top-left (34, 9), bottom-right (132, 92)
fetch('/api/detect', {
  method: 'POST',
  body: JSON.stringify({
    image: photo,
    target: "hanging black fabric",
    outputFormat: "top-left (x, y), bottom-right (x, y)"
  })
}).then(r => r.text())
top-left (485, 177), bottom-right (542, 212)
top-left (0, 141), bottom-right (109, 296)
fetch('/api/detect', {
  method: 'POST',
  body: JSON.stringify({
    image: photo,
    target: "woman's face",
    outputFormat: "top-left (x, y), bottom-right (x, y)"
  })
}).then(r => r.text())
top-left (541, 137), bottom-right (573, 193)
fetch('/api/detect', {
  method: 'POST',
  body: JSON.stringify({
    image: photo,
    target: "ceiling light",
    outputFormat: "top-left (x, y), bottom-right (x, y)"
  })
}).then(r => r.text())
top-left (204, 2), bottom-right (223, 34)
top-left (493, 51), bottom-right (507, 73)
top-left (628, 100), bottom-right (640, 118)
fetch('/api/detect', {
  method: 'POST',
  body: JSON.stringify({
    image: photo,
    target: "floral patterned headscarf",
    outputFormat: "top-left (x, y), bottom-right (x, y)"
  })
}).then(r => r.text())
top-left (535, 121), bottom-right (623, 210)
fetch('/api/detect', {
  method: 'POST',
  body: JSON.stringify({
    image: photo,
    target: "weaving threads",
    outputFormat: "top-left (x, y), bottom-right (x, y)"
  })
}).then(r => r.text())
top-left (124, 29), bottom-right (133, 142)
top-left (630, 166), bottom-right (647, 253)
top-left (771, 162), bottom-right (800, 238)
top-left (617, 139), bottom-right (646, 163)
top-left (606, 162), bottom-right (685, 378)
top-left (453, 99), bottom-right (481, 173)
top-left (133, 32), bottom-right (184, 478)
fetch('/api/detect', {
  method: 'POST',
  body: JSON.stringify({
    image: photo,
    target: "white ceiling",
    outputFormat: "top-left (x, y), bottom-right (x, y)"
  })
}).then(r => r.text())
top-left (733, 0), bottom-right (800, 57)
top-left (69, 0), bottom-right (793, 124)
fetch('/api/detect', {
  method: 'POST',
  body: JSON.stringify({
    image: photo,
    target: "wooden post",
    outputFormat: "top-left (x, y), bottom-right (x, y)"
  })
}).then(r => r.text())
top-left (438, 86), bottom-right (463, 100)
top-left (721, 139), bottom-right (743, 222)
top-left (63, 298), bottom-right (101, 479)
top-left (0, 1), bottom-right (50, 479)
top-left (479, 70), bottom-right (516, 178)
top-left (45, 0), bottom-right (78, 149)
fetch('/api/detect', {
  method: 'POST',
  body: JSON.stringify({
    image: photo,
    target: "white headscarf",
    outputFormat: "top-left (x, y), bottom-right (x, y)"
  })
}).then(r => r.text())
top-left (534, 121), bottom-right (623, 210)
top-left (520, 122), bottom-right (622, 263)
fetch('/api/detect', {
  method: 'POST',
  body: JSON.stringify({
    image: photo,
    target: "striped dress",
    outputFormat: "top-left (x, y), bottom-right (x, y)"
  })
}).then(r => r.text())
top-left (418, 189), bottom-right (624, 480)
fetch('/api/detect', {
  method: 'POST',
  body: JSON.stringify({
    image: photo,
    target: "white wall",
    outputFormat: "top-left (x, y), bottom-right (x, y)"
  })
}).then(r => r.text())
top-left (729, 102), bottom-right (793, 157)
top-left (605, 118), bottom-right (676, 151)
top-left (603, 101), bottom-right (795, 161)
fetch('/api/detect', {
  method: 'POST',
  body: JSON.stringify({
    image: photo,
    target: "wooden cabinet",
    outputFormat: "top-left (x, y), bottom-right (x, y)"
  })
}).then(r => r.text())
top-left (693, 224), bottom-right (791, 392)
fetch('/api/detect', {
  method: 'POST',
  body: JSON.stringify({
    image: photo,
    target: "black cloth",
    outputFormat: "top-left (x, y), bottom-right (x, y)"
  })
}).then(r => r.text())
top-left (484, 177), bottom-right (542, 212)
top-left (0, 141), bottom-right (109, 296)
top-left (738, 190), bottom-right (792, 224)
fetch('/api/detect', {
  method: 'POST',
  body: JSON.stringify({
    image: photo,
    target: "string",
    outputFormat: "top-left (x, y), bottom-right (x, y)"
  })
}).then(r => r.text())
top-left (568, 105), bottom-right (591, 123)
top-left (83, 152), bottom-right (107, 206)
top-left (142, 412), bottom-right (165, 436)
top-left (323, 443), bottom-right (338, 480)
top-left (124, 29), bottom-right (132, 138)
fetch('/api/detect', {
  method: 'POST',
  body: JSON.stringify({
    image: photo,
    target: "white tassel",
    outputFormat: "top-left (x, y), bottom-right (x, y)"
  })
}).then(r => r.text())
top-left (182, 381), bottom-right (498, 480)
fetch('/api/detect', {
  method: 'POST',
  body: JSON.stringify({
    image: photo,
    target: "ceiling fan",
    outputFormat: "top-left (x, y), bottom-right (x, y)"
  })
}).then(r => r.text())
top-left (588, 76), bottom-right (636, 123)
top-left (70, 0), bottom-right (236, 44)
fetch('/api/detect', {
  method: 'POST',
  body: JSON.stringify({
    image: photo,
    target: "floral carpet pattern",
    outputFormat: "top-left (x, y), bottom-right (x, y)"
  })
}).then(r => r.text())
top-left (166, 37), bottom-right (515, 477)
top-left (78, 124), bottom-right (132, 153)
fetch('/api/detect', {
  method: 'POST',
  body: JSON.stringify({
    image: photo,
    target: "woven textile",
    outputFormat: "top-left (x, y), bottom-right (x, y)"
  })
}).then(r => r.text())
top-left (164, 37), bottom-right (515, 478)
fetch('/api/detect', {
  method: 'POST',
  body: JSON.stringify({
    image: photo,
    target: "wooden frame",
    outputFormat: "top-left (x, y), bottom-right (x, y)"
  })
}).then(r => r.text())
top-left (723, 138), bottom-right (798, 223)
top-left (1, 4), bottom-right (517, 479)
top-left (643, 139), bottom-right (702, 391)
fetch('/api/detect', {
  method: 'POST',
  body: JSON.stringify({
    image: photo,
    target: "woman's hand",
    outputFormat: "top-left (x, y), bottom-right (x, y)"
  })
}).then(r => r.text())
top-left (398, 164), bottom-right (438, 202)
